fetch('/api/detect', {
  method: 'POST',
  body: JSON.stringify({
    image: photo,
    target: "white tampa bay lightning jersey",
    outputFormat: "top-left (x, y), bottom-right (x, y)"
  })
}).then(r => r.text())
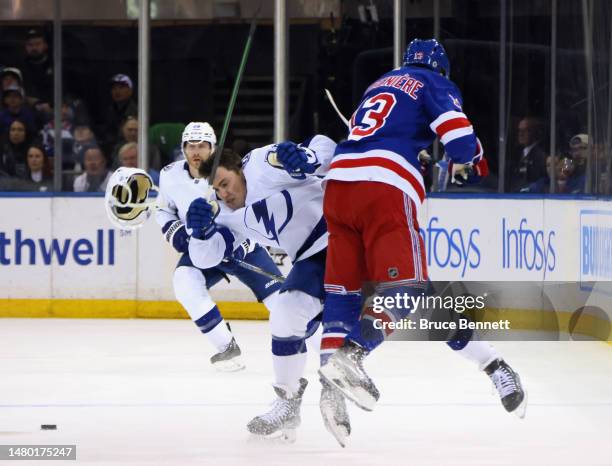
top-left (190, 134), bottom-right (337, 267)
top-left (155, 161), bottom-right (211, 226)
top-left (155, 160), bottom-right (250, 267)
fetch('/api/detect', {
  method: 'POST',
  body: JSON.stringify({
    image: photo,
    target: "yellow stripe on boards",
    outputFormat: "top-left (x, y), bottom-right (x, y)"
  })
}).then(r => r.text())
top-left (0, 299), bottom-right (269, 320)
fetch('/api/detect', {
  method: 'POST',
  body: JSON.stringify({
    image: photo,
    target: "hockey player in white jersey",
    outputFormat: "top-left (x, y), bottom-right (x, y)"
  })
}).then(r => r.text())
top-left (154, 122), bottom-right (287, 372)
top-left (188, 133), bottom-right (528, 447)
top-left (186, 134), bottom-right (350, 443)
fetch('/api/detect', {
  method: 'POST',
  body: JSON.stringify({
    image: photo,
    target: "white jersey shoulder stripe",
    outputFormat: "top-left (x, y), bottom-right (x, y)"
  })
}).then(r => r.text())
top-left (332, 149), bottom-right (425, 186)
top-left (440, 126), bottom-right (474, 145)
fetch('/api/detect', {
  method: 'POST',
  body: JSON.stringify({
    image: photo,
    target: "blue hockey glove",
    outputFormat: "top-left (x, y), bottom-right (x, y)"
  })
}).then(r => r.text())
top-left (162, 220), bottom-right (189, 253)
top-left (268, 141), bottom-right (320, 179)
top-left (186, 198), bottom-right (220, 240)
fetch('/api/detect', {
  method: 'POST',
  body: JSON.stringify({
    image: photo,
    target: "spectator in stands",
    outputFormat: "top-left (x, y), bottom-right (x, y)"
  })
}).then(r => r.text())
top-left (20, 143), bottom-right (53, 191)
top-left (508, 116), bottom-right (547, 192)
top-left (103, 74), bottom-right (137, 150)
top-left (558, 156), bottom-right (586, 194)
top-left (73, 146), bottom-right (110, 192)
top-left (567, 134), bottom-right (588, 193)
top-left (0, 119), bottom-right (31, 178)
top-left (117, 142), bottom-right (160, 186)
top-left (0, 67), bottom-right (23, 92)
top-left (0, 84), bottom-right (37, 135)
top-left (72, 124), bottom-right (97, 170)
top-left (39, 102), bottom-right (75, 168)
top-left (111, 115), bottom-right (138, 161)
top-left (524, 153), bottom-right (586, 195)
top-left (569, 133), bottom-right (588, 170)
top-left (21, 28), bottom-right (53, 114)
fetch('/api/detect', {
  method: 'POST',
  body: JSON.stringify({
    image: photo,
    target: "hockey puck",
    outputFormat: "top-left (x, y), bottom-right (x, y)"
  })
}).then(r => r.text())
top-left (41, 424), bottom-right (57, 430)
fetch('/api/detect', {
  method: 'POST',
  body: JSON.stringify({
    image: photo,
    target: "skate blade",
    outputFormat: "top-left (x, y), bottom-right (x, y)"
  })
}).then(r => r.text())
top-left (512, 391), bottom-right (528, 419)
top-left (321, 403), bottom-right (350, 448)
top-left (323, 420), bottom-right (349, 448)
top-left (247, 428), bottom-right (297, 444)
top-left (318, 366), bottom-right (376, 412)
top-left (212, 357), bottom-right (246, 372)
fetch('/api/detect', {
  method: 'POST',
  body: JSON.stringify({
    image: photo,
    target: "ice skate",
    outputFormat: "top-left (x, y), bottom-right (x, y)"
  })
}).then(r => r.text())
top-left (485, 359), bottom-right (527, 418)
top-left (320, 379), bottom-right (351, 448)
top-left (318, 340), bottom-right (380, 411)
top-left (247, 378), bottom-right (308, 443)
top-left (210, 338), bottom-right (245, 372)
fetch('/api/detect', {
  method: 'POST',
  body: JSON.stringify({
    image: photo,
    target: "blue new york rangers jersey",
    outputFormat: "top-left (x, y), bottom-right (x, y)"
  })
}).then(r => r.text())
top-left (326, 65), bottom-right (480, 211)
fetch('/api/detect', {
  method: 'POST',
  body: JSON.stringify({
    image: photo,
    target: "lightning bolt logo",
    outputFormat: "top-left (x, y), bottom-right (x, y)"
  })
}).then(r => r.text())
top-left (248, 190), bottom-right (293, 245)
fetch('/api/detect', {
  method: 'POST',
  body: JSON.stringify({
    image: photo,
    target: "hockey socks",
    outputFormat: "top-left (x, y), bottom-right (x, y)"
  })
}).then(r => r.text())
top-left (272, 352), bottom-right (308, 395)
top-left (451, 339), bottom-right (501, 370)
top-left (346, 284), bottom-right (426, 352)
top-left (320, 292), bottom-right (362, 366)
top-left (194, 306), bottom-right (234, 352)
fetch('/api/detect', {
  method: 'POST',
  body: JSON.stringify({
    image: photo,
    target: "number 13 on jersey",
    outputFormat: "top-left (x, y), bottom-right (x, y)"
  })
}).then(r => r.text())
top-left (348, 92), bottom-right (397, 141)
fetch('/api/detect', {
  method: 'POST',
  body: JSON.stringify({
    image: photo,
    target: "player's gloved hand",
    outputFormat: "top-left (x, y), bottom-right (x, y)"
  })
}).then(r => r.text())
top-left (186, 198), bottom-right (220, 240)
top-left (268, 141), bottom-right (320, 179)
top-left (449, 138), bottom-right (489, 185)
top-left (418, 149), bottom-right (432, 177)
top-left (162, 220), bottom-right (190, 253)
top-left (450, 162), bottom-right (473, 185)
top-left (232, 239), bottom-right (256, 262)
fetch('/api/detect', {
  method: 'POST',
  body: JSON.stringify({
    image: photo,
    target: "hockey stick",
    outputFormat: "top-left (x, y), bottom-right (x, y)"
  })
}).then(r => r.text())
top-left (207, 4), bottom-right (262, 187)
top-left (229, 257), bottom-right (286, 283)
top-left (324, 88), bottom-right (350, 128)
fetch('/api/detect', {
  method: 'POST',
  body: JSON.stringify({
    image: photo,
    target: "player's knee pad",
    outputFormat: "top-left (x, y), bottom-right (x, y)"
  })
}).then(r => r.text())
top-left (264, 290), bottom-right (323, 339)
top-left (173, 266), bottom-right (216, 321)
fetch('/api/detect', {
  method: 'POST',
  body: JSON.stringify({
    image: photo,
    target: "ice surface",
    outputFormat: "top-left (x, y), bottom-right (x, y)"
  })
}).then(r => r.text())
top-left (1, 319), bottom-right (611, 465)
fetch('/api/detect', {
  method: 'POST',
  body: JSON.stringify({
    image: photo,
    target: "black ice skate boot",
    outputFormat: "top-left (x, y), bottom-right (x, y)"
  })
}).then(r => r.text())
top-left (210, 338), bottom-right (245, 372)
top-left (318, 340), bottom-right (380, 411)
top-left (485, 359), bottom-right (527, 418)
top-left (320, 378), bottom-right (351, 448)
top-left (247, 378), bottom-right (308, 443)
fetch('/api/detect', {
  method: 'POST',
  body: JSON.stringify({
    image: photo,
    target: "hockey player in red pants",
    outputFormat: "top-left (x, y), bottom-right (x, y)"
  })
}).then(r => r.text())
top-left (317, 39), bottom-right (527, 427)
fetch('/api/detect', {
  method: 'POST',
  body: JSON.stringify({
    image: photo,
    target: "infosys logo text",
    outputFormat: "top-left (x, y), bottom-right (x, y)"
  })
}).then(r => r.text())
top-left (419, 217), bottom-right (481, 277)
top-left (502, 218), bottom-right (555, 272)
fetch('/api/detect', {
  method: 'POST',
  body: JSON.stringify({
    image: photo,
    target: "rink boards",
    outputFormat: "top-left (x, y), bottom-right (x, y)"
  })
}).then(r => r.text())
top-left (0, 193), bottom-right (611, 336)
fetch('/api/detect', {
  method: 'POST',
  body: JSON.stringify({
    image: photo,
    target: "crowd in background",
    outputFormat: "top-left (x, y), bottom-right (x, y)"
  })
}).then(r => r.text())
top-left (0, 28), bottom-right (607, 195)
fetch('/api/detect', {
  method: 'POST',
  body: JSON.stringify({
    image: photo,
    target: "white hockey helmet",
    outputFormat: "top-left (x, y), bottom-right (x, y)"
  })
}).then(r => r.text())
top-left (104, 167), bottom-right (158, 230)
top-left (181, 121), bottom-right (217, 157)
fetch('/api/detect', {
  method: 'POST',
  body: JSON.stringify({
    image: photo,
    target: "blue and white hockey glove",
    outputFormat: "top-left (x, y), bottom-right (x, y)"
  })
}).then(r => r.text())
top-left (162, 220), bottom-right (189, 253)
top-left (186, 198), bottom-right (220, 240)
top-left (232, 238), bottom-right (256, 262)
top-left (268, 141), bottom-right (320, 179)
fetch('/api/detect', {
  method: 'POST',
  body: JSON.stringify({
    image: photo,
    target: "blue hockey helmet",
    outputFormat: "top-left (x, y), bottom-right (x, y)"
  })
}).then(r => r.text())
top-left (402, 38), bottom-right (450, 78)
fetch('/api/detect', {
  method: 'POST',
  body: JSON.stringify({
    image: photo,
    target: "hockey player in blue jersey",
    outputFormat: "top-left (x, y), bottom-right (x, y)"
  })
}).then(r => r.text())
top-left (187, 131), bottom-right (526, 447)
top-left (317, 38), bottom-right (526, 419)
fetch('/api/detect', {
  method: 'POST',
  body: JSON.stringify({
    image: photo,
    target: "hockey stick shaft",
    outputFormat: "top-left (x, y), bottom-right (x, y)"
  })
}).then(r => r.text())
top-left (324, 88), bottom-right (350, 128)
top-left (229, 257), bottom-right (286, 283)
top-left (207, 6), bottom-right (261, 186)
